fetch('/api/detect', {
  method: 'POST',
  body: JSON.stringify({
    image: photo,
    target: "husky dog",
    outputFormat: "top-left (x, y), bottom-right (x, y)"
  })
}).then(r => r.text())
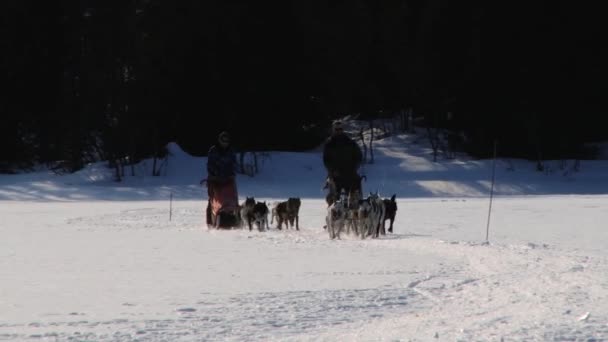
top-left (252, 201), bottom-right (269, 232)
top-left (367, 191), bottom-right (386, 238)
top-left (343, 189), bottom-right (361, 236)
top-left (323, 177), bottom-right (337, 207)
top-left (239, 197), bottom-right (256, 230)
top-left (271, 197), bottom-right (301, 230)
top-left (382, 194), bottom-right (397, 233)
top-left (357, 198), bottom-right (373, 239)
top-left (326, 196), bottom-right (347, 239)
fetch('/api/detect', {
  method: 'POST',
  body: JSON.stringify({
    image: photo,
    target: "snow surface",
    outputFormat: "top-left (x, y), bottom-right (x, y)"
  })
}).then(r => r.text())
top-left (1, 132), bottom-right (608, 341)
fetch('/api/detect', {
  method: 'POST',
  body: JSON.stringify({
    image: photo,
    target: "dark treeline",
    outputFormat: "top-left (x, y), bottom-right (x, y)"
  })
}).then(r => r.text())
top-left (1, 1), bottom-right (606, 173)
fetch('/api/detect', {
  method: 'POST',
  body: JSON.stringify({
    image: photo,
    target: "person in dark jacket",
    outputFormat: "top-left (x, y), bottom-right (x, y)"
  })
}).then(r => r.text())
top-left (322, 120), bottom-right (363, 203)
top-left (205, 131), bottom-right (239, 225)
top-left (207, 131), bottom-right (237, 182)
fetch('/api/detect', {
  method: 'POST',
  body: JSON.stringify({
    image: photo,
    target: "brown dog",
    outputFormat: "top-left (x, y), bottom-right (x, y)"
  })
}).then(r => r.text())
top-left (271, 198), bottom-right (301, 230)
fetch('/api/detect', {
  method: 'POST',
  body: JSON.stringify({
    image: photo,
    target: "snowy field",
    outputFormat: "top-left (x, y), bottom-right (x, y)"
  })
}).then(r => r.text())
top-left (2, 133), bottom-right (608, 341)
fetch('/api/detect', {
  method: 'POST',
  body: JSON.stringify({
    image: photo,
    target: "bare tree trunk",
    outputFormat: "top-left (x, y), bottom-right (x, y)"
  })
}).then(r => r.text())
top-left (535, 145), bottom-right (544, 172)
top-left (369, 120), bottom-right (375, 164)
top-left (525, 115), bottom-right (544, 172)
top-left (115, 164), bottom-right (121, 182)
top-left (427, 127), bottom-right (439, 162)
top-left (239, 151), bottom-right (246, 174)
top-left (408, 108), bottom-right (414, 133)
top-left (114, 158), bottom-right (123, 182)
top-left (152, 145), bottom-right (166, 177)
top-left (120, 157), bottom-right (125, 179)
top-left (392, 116), bottom-right (398, 135)
top-left (359, 128), bottom-right (368, 164)
top-left (253, 152), bottom-right (259, 175)
top-left (92, 139), bottom-right (106, 161)
top-left (129, 136), bottom-right (136, 177)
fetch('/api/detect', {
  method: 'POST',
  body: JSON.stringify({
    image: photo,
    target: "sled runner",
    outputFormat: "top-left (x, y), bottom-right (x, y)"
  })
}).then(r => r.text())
top-left (202, 178), bottom-right (240, 228)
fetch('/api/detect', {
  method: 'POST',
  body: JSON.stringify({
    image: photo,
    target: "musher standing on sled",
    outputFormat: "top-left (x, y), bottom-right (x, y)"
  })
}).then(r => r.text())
top-left (204, 131), bottom-right (239, 227)
top-left (322, 120), bottom-right (363, 204)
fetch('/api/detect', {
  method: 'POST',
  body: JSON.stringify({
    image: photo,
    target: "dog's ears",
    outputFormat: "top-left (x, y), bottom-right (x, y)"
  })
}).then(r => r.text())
top-left (391, 194), bottom-right (396, 201)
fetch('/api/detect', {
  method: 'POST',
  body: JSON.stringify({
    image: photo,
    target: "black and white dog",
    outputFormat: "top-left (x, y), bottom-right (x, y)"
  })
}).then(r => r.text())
top-left (271, 197), bottom-right (301, 230)
top-left (370, 192), bottom-right (387, 237)
top-left (357, 198), bottom-right (373, 238)
top-left (239, 197), bottom-right (256, 230)
top-left (326, 195), bottom-right (348, 239)
top-left (252, 201), bottom-right (270, 232)
top-left (359, 191), bottom-right (386, 238)
top-left (323, 177), bottom-right (337, 207)
top-left (345, 189), bottom-right (362, 236)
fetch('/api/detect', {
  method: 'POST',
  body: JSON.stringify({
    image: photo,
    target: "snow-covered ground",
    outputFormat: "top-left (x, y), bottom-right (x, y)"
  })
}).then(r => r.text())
top-left (1, 132), bottom-right (608, 341)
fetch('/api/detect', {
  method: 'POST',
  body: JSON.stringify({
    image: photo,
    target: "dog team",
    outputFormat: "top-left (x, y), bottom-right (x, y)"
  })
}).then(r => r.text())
top-left (237, 196), bottom-right (302, 232)
top-left (234, 189), bottom-right (397, 240)
top-left (325, 186), bottom-right (397, 240)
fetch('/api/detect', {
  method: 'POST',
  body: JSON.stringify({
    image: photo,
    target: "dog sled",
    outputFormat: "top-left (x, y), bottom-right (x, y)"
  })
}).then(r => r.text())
top-left (202, 178), bottom-right (241, 229)
top-left (323, 172), bottom-right (366, 207)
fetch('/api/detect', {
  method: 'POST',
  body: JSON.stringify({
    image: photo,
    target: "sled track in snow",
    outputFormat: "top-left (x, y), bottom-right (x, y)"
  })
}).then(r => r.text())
top-left (0, 287), bottom-right (432, 341)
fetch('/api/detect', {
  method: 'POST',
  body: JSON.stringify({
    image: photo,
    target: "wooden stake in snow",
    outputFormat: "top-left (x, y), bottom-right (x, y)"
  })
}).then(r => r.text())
top-left (485, 140), bottom-right (497, 243)
top-left (170, 192), bottom-right (173, 221)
